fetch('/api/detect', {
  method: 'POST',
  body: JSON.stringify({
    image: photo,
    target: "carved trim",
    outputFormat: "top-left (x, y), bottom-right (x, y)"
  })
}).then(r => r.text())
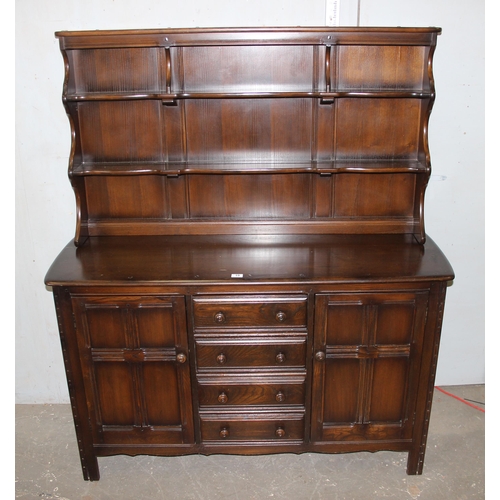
top-left (53, 289), bottom-right (94, 479)
top-left (415, 283), bottom-right (446, 473)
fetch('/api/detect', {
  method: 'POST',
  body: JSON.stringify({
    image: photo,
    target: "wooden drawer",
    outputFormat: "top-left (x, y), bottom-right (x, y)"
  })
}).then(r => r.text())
top-left (192, 295), bottom-right (308, 329)
top-left (198, 378), bottom-right (305, 407)
top-left (200, 412), bottom-right (305, 442)
top-left (195, 338), bottom-right (306, 369)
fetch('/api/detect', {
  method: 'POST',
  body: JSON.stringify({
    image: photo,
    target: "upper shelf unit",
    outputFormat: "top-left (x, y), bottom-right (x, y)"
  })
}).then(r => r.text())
top-left (55, 27), bottom-right (441, 245)
top-left (61, 38), bottom-right (437, 100)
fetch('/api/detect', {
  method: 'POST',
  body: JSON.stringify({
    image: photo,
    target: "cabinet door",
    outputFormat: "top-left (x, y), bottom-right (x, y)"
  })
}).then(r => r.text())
top-left (72, 295), bottom-right (194, 446)
top-left (311, 291), bottom-right (428, 443)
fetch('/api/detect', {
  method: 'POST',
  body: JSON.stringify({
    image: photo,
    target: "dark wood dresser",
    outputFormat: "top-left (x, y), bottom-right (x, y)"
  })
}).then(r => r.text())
top-left (45, 27), bottom-right (454, 480)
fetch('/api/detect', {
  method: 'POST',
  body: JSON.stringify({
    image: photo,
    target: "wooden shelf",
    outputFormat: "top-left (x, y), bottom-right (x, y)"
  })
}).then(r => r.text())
top-left (64, 90), bottom-right (434, 102)
top-left (72, 160), bottom-right (429, 176)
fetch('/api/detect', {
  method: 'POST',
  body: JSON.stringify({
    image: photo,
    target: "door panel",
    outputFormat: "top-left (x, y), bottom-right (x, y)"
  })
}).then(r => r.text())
top-left (311, 291), bottom-right (428, 443)
top-left (72, 295), bottom-right (194, 445)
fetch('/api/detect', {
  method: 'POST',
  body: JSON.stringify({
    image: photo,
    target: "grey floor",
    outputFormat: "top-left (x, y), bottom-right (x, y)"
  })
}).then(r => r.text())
top-left (16, 385), bottom-right (485, 500)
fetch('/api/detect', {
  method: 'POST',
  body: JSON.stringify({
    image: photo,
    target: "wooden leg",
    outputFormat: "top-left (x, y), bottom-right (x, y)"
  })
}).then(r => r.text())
top-left (81, 454), bottom-right (100, 481)
top-left (406, 446), bottom-right (424, 475)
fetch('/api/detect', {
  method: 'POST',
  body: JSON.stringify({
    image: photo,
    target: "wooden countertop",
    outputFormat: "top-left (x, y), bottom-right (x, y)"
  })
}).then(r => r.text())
top-left (45, 234), bottom-right (454, 287)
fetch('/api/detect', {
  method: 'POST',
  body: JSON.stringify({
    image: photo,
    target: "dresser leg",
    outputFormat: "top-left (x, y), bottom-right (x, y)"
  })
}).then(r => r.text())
top-left (406, 446), bottom-right (424, 475)
top-left (81, 455), bottom-right (100, 481)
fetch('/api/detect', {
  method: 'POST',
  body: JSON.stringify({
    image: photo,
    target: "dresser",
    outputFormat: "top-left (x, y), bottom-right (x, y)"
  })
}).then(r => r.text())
top-left (45, 27), bottom-right (454, 481)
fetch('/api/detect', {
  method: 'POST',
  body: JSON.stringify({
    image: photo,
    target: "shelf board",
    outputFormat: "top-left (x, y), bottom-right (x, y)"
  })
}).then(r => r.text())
top-left (71, 160), bottom-right (429, 176)
top-left (64, 90), bottom-right (433, 102)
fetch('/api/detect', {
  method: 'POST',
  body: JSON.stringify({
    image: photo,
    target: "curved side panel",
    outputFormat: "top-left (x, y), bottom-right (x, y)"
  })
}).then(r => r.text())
top-left (60, 47), bottom-right (88, 246)
top-left (414, 39), bottom-right (439, 244)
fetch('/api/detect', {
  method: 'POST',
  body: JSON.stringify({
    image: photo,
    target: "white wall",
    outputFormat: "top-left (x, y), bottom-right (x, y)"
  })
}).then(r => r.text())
top-left (357, 0), bottom-right (486, 386)
top-left (15, 0), bottom-right (485, 403)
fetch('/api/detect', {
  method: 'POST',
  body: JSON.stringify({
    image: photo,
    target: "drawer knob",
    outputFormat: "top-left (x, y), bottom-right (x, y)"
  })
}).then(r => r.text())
top-left (275, 391), bottom-right (286, 403)
top-left (218, 392), bottom-right (228, 404)
top-left (275, 352), bottom-right (286, 364)
top-left (216, 353), bottom-right (227, 365)
top-left (315, 351), bottom-right (326, 362)
top-left (176, 352), bottom-right (187, 364)
top-left (220, 427), bottom-right (230, 439)
top-left (275, 311), bottom-right (287, 322)
top-left (214, 312), bottom-right (226, 324)
top-left (275, 426), bottom-right (286, 438)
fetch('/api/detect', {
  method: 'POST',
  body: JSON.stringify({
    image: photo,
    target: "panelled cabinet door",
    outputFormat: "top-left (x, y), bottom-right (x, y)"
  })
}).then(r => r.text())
top-left (71, 295), bottom-right (194, 446)
top-left (311, 291), bottom-right (429, 443)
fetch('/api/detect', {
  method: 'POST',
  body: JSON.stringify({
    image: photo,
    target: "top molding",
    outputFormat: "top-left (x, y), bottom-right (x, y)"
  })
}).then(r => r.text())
top-left (55, 26), bottom-right (442, 49)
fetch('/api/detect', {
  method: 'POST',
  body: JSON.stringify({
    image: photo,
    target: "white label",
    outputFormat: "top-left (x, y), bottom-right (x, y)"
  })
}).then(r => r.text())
top-left (326, 0), bottom-right (340, 26)
top-left (231, 273), bottom-right (244, 278)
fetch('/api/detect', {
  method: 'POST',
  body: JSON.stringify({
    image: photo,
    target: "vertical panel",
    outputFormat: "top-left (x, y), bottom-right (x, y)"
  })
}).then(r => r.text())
top-left (71, 48), bottom-right (165, 93)
top-left (167, 176), bottom-right (189, 219)
top-left (325, 301), bottom-right (364, 345)
top-left (370, 357), bottom-right (409, 422)
top-left (316, 101), bottom-right (335, 161)
top-left (163, 103), bottom-right (185, 163)
top-left (142, 363), bottom-right (182, 426)
top-left (85, 176), bottom-right (168, 219)
top-left (376, 302), bottom-right (415, 345)
top-left (94, 362), bottom-right (135, 426)
top-left (334, 99), bottom-right (422, 160)
top-left (78, 101), bottom-right (163, 162)
top-left (313, 175), bottom-right (333, 217)
top-left (135, 304), bottom-right (176, 347)
top-left (334, 174), bottom-right (416, 217)
top-left (323, 359), bottom-right (360, 423)
top-left (337, 46), bottom-right (427, 91)
top-left (181, 45), bottom-right (315, 92)
top-left (85, 305), bottom-right (125, 348)
top-left (184, 99), bottom-right (312, 163)
top-left (188, 174), bottom-right (312, 219)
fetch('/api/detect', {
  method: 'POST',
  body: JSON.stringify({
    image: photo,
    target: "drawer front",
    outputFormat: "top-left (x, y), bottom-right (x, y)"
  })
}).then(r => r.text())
top-left (192, 295), bottom-right (308, 328)
top-left (195, 340), bottom-right (306, 369)
top-left (198, 381), bottom-right (305, 407)
top-left (200, 415), bottom-right (305, 442)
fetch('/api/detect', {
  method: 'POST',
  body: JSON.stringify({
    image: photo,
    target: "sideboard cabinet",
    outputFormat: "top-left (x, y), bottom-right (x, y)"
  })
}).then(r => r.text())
top-left (46, 27), bottom-right (454, 481)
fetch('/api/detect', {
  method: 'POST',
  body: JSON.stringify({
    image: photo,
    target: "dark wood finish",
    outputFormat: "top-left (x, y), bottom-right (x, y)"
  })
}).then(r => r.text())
top-left (57, 27), bottom-right (440, 245)
top-left (46, 27), bottom-right (453, 481)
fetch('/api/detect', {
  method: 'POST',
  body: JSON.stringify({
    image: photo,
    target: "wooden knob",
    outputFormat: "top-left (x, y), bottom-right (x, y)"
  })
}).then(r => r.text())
top-left (220, 427), bottom-right (229, 439)
top-left (218, 392), bottom-right (228, 404)
top-left (176, 353), bottom-right (187, 364)
top-left (275, 352), bottom-right (286, 364)
top-left (216, 353), bottom-right (227, 365)
top-left (275, 391), bottom-right (286, 403)
top-left (315, 351), bottom-right (326, 362)
top-left (214, 312), bottom-right (226, 324)
top-left (275, 427), bottom-right (285, 438)
top-left (275, 311), bottom-right (286, 322)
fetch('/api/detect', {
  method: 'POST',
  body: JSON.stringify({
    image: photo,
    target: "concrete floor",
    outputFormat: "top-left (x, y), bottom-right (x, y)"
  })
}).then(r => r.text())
top-left (15, 385), bottom-right (484, 499)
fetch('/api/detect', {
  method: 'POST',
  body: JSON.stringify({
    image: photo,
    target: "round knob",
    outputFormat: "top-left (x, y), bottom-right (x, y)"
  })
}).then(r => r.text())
top-left (275, 311), bottom-right (286, 322)
top-left (214, 312), bottom-right (226, 324)
top-left (218, 392), bottom-right (228, 404)
top-left (275, 427), bottom-right (285, 438)
top-left (315, 351), bottom-right (326, 362)
top-left (275, 352), bottom-right (286, 364)
top-left (216, 353), bottom-right (227, 365)
top-left (176, 353), bottom-right (187, 364)
top-left (220, 427), bottom-right (229, 439)
top-left (275, 391), bottom-right (286, 403)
